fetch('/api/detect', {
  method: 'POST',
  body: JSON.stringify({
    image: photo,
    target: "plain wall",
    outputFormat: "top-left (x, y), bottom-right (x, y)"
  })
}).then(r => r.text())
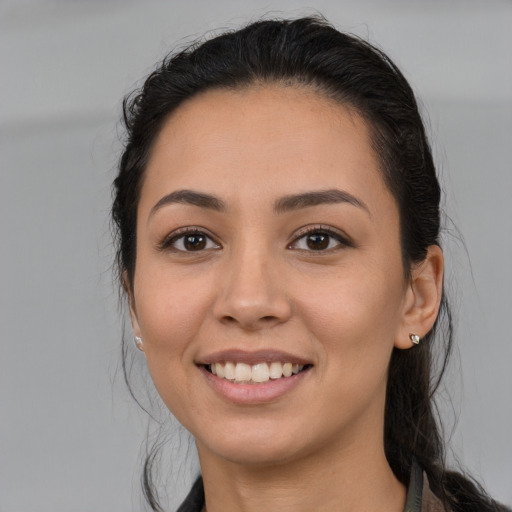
top-left (1, 0), bottom-right (511, 510)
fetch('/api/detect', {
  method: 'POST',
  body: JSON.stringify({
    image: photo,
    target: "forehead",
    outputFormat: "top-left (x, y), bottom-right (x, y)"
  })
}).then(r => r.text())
top-left (141, 85), bottom-right (394, 216)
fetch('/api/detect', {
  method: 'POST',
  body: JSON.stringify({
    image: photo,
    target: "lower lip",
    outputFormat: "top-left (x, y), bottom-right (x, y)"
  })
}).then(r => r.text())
top-left (199, 366), bottom-right (311, 405)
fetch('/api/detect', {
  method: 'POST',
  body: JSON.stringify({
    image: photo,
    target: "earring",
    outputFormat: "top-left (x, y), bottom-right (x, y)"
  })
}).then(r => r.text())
top-left (409, 333), bottom-right (420, 345)
top-left (134, 336), bottom-right (144, 351)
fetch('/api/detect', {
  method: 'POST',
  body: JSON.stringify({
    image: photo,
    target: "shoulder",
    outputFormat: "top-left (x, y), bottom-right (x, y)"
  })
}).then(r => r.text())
top-left (421, 469), bottom-right (511, 512)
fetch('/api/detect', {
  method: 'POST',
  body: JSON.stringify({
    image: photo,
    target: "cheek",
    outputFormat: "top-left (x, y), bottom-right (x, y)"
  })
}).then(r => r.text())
top-left (134, 261), bottom-right (214, 346)
top-left (132, 270), bottom-right (212, 423)
top-left (294, 257), bottom-right (405, 369)
top-left (132, 263), bottom-right (216, 406)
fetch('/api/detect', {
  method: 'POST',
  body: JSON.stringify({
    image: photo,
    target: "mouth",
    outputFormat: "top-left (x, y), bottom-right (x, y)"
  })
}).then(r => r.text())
top-left (198, 351), bottom-right (313, 403)
top-left (203, 361), bottom-right (312, 384)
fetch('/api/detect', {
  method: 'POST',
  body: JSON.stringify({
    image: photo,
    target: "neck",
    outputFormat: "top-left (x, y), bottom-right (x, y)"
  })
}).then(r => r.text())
top-left (197, 433), bottom-right (406, 512)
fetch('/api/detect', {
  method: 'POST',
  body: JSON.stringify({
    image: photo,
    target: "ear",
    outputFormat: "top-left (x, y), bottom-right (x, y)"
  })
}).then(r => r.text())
top-left (123, 271), bottom-right (142, 339)
top-left (394, 245), bottom-right (444, 349)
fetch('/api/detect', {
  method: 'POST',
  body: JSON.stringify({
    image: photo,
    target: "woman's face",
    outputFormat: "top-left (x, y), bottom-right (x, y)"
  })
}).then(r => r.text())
top-left (129, 86), bottom-right (414, 466)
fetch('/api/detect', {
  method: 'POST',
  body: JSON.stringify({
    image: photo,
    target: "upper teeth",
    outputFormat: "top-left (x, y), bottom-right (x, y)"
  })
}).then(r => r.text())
top-left (210, 362), bottom-right (304, 383)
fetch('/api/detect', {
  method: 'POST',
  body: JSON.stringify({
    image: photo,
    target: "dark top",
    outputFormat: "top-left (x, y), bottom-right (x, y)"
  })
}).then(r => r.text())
top-left (176, 460), bottom-right (445, 512)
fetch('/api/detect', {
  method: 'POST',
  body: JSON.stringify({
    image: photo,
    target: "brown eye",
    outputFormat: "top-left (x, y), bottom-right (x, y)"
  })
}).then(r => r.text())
top-left (290, 227), bottom-right (351, 252)
top-left (184, 234), bottom-right (207, 251)
top-left (166, 230), bottom-right (220, 252)
top-left (306, 233), bottom-right (329, 250)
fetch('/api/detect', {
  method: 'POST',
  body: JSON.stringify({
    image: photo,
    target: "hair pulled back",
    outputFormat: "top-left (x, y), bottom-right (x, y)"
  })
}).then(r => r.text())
top-left (112, 16), bottom-right (503, 512)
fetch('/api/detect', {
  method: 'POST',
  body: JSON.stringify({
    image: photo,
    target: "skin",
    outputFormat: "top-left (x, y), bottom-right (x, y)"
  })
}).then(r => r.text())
top-left (128, 85), bottom-right (444, 511)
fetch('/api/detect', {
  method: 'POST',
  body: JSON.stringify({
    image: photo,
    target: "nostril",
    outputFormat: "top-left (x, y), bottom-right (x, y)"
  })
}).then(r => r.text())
top-left (220, 314), bottom-right (280, 329)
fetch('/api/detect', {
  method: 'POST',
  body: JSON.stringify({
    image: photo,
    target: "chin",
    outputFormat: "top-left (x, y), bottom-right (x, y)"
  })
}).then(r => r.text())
top-left (195, 420), bottom-right (317, 468)
top-left (213, 442), bottom-right (303, 467)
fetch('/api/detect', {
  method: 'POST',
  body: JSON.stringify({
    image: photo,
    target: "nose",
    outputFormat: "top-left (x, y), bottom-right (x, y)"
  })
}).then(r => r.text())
top-left (213, 246), bottom-right (292, 331)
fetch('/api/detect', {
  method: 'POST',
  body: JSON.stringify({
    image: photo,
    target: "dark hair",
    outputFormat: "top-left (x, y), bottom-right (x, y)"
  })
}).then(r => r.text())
top-left (112, 16), bottom-right (504, 511)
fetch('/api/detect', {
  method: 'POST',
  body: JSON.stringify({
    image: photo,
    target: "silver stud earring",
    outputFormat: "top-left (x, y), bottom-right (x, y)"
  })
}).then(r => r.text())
top-left (134, 336), bottom-right (144, 351)
top-left (409, 333), bottom-right (420, 345)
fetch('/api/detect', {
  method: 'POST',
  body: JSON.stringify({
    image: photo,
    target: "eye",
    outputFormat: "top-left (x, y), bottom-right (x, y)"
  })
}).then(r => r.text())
top-left (161, 229), bottom-right (220, 252)
top-left (289, 227), bottom-right (351, 252)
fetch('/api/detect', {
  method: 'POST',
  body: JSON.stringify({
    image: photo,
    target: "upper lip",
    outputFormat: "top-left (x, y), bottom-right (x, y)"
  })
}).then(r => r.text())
top-left (196, 349), bottom-right (313, 366)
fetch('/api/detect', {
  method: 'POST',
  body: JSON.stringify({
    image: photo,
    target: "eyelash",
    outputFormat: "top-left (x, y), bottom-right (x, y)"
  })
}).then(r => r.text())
top-left (288, 225), bottom-right (353, 252)
top-left (158, 227), bottom-right (220, 253)
top-left (158, 225), bottom-right (353, 253)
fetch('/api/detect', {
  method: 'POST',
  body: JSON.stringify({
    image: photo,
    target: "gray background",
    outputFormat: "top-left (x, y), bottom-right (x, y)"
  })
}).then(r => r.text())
top-left (1, 0), bottom-right (511, 510)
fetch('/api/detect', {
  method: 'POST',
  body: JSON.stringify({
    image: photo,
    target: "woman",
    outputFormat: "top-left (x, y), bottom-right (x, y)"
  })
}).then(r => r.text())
top-left (112, 16), bottom-right (507, 512)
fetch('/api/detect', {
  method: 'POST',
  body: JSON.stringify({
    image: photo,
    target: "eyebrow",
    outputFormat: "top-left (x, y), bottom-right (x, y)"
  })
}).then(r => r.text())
top-left (274, 189), bottom-right (370, 216)
top-left (149, 189), bottom-right (226, 218)
top-left (149, 187), bottom-right (370, 219)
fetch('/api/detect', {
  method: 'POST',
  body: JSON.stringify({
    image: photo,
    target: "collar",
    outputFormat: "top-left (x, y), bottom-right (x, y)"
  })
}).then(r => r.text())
top-left (404, 459), bottom-right (424, 512)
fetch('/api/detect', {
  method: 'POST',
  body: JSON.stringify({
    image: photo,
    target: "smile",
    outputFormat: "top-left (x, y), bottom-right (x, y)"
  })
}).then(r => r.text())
top-left (207, 361), bottom-right (307, 384)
